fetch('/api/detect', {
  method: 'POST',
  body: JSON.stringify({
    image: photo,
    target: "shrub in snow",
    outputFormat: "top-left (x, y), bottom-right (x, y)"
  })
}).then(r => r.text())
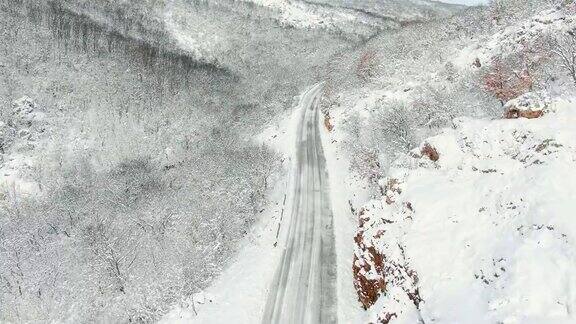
top-left (345, 101), bottom-right (420, 188)
top-left (473, 57), bottom-right (482, 68)
top-left (383, 178), bottom-right (402, 205)
top-left (504, 91), bottom-right (550, 119)
top-left (4, 96), bottom-right (47, 153)
top-left (12, 96), bottom-right (44, 126)
top-left (356, 49), bottom-right (380, 83)
top-left (420, 143), bottom-right (440, 162)
top-left (413, 78), bottom-right (501, 127)
top-left (0, 121), bottom-right (14, 154)
top-left (413, 86), bottom-right (461, 130)
top-left (548, 29), bottom-right (576, 85)
top-left (371, 102), bottom-right (419, 158)
top-left (483, 58), bottom-right (533, 104)
top-left (0, 97), bottom-right (46, 155)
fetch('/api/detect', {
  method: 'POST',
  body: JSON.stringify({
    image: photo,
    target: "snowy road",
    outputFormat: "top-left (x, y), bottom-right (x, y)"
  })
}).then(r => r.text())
top-left (262, 84), bottom-right (337, 324)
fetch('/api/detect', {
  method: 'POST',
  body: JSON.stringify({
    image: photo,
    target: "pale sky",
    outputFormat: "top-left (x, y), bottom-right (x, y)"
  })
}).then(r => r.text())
top-left (435, 0), bottom-right (489, 5)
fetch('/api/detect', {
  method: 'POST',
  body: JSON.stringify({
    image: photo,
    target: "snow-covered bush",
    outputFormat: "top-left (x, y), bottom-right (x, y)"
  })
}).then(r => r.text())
top-left (549, 29), bottom-right (576, 85)
top-left (345, 101), bottom-right (419, 188)
top-left (371, 102), bottom-right (419, 155)
top-left (0, 121), bottom-right (13, 155)
top-left (413, 79), bottom-right (498, 130)
top-left (0, 96), bottom-right (45, 157)
top-left (11, 96), bottom-right (46, 141)
top-left (356, 50), bottom-right (380, 83)
top-left (483, 57), bottom-right (534, 104)
top-left (12, 97), bottom-right (43, 124)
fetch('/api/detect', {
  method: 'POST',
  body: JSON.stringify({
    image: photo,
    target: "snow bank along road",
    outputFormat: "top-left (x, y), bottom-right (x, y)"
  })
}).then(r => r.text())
top-left (262, 84), bottom-right (338, 324)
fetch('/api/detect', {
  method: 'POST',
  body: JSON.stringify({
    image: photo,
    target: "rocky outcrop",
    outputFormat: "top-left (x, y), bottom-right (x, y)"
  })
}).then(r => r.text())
top-left (504, 92), bottom-right (549, 119)
top-left (324, 113), bottom-right (334, 132)
top-left (353, 208), bottom-right (386, 310)
top-left (352, 188), bottom-right (422, 317)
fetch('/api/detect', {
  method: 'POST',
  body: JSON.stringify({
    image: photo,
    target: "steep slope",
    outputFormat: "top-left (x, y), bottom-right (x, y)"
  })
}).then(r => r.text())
top-left (355, 98), bottom-right (576, 323)
top-left (325, 1), bottom-right (576, 323)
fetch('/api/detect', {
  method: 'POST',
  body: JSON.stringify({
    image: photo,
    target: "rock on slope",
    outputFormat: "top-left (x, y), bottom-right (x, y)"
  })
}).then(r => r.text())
top-left (354, 99), bottom-right (576, 323)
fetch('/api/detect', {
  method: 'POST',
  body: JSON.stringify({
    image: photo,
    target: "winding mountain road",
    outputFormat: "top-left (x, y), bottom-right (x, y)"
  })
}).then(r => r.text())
top-left (262, 84), bottom-right (337, 324)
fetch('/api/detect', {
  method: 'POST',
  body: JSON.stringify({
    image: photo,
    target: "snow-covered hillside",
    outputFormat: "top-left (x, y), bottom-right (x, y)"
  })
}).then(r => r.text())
top-left (354, 98), bottom-right (576, 323)
top-left (235, 0), bottom-right (462, 31)
top-left (305, 0), bottom-right (463, 22)
top-left (319, 1), bottom-right (576, 323)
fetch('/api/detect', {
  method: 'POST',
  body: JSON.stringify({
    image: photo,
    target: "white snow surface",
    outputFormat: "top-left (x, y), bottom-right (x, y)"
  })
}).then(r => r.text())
top-left (319, 97), bottom-right (369, 324)
top-left (362, 99), bottom-right (576, 323)
top-left (454, 7), bottom-right (576, 71)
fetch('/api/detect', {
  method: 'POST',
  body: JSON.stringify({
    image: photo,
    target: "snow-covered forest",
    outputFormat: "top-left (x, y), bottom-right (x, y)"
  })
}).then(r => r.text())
top-left (0, 0), bottom-right (343, 321)
top-left (1, 0), bottom-right (575, 323)
top-left (0, 1), bottom-right (276, 322)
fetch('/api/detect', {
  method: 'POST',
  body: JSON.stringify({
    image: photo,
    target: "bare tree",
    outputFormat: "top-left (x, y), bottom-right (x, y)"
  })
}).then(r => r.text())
top-left (483, 58), bottom-right (533, 104)
top-left (549, 30), bottom-right (576, 86)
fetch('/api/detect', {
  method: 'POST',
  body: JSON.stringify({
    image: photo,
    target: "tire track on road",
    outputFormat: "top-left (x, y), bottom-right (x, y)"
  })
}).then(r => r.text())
top-left (262, 84), bottom-right (337, 324)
